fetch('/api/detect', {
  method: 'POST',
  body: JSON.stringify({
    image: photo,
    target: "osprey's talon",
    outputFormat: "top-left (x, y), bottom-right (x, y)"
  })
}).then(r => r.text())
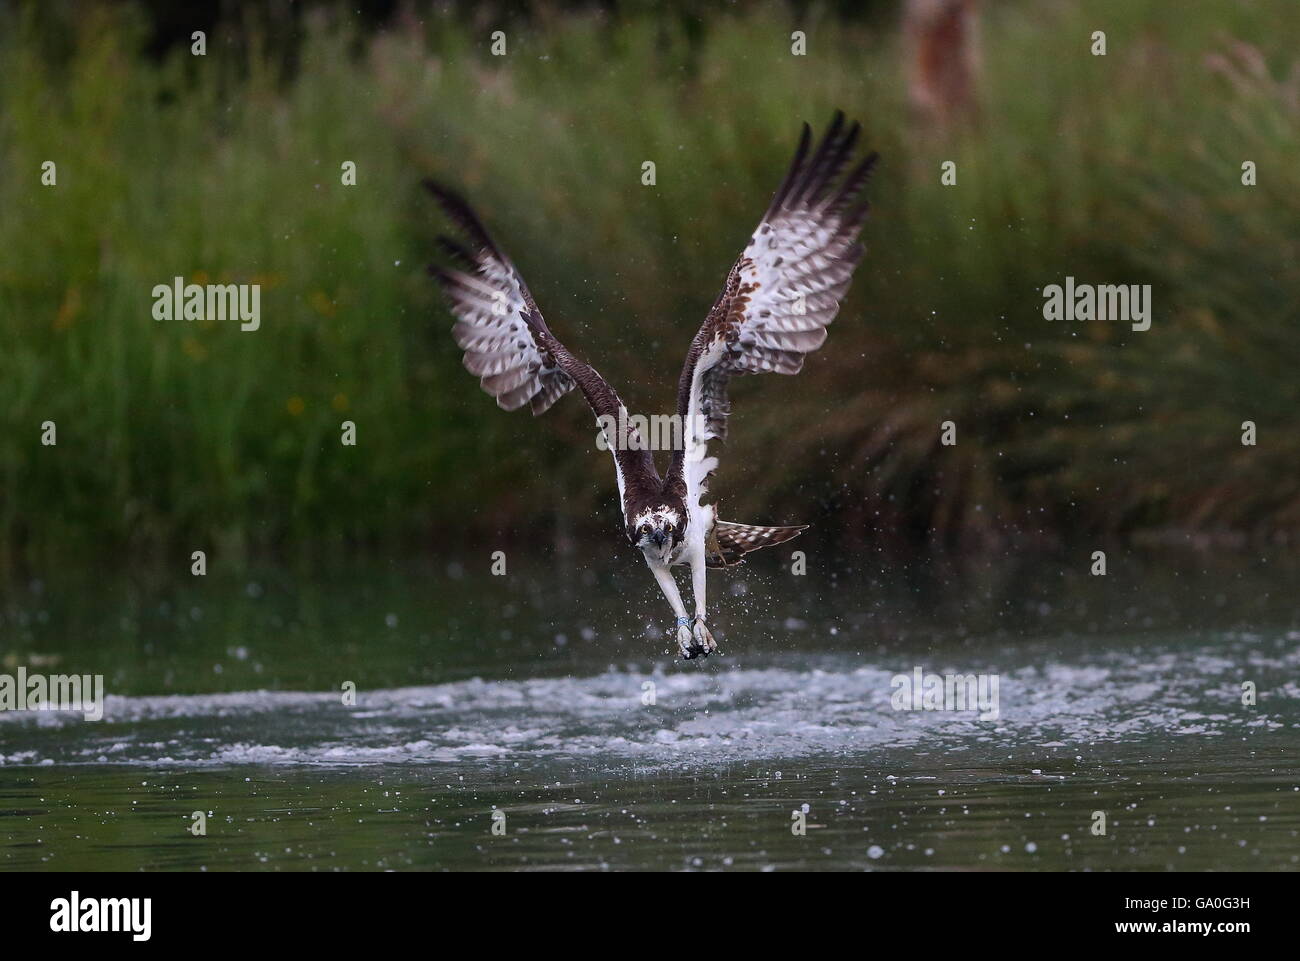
top-left (675, 616), bottom-right (697, 659)
top-left (692, 616), bottom-right (716, 655)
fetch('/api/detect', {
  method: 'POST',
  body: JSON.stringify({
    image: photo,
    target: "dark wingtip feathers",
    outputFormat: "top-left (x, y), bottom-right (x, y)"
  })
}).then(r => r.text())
top-left (770, 112), bottom-right (878, 217)
top-left (421, 176), bottom-right (458, 207)
top-left (422, 177), bottom-right (503, 261)
top-left (766, 122), bottom-right (815, 217)
top-left (435, 235), bottom-right (477, 270)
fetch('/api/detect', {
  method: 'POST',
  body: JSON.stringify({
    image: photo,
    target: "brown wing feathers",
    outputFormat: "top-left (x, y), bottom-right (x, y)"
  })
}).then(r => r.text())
top-left (668, 113), bottom-right (877, 501)
top-left (425, 114), bottom-right (875, 531)
top-left (425, 180), bottom-right (663, 513)
top-left (424, 179), bottom-right (573, 416)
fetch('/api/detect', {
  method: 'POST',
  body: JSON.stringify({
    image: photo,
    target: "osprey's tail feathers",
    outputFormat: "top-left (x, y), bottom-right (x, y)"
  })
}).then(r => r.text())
top-left (706, 521), bottom-right (808, 569)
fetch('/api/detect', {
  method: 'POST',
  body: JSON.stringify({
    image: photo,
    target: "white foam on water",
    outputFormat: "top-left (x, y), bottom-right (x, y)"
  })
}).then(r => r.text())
top-left (1, 636), bottom-right (1295, 768)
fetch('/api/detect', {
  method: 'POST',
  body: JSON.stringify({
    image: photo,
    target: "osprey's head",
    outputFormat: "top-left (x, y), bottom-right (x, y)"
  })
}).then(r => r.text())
top-left (628, 505), bottom-right (685, 561)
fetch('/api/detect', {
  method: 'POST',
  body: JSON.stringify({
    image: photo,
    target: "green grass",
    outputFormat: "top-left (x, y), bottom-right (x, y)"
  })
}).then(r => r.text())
top-left (1, 0), bottom-right (1297, 565)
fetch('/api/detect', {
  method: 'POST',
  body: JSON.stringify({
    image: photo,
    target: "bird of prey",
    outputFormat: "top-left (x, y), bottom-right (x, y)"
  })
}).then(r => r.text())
top-left (426, 112), bottom-right (877, 659)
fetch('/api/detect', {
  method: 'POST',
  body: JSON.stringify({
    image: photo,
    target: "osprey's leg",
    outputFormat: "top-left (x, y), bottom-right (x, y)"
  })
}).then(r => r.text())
top-left (688, 543), bottom-right (716, 655)
top-left (645, 554), bottom-right (696, 657)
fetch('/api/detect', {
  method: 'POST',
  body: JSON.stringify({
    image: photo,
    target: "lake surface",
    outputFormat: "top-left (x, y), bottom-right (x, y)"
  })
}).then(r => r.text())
top-left (1, 548), bottom-right (1298, 871)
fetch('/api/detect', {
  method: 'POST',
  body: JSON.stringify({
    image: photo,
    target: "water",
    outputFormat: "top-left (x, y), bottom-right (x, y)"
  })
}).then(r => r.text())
top-left (1, 549), bottom-right (1298, 871)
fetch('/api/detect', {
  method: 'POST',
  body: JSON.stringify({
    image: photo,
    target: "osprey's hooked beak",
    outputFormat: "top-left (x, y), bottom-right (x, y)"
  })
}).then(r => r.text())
top-left (650, 530), bottom-right (667, 548)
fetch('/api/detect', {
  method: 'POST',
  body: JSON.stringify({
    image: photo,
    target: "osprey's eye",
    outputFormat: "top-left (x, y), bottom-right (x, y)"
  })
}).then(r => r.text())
top-left (664, 522), bottom-right (674, 533)
top-left (640, 523), bottom-right (651, 534)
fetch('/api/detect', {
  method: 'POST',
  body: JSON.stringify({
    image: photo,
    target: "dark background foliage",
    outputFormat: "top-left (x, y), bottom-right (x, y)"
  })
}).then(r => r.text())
top-left (2, 0), bottom-right (1296, 568)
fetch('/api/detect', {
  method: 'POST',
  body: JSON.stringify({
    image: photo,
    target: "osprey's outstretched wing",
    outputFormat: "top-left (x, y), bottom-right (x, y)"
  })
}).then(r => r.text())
top-left (423, 179), bottom-right (574, 416)
top-left (666, 113), bottom-right (877, 511)
top-left (424, 180), bottom-right (662, 521)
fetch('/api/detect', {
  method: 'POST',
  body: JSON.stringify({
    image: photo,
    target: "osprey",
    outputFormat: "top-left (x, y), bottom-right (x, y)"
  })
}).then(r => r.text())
top-left (427, 113), bottom-right (877, 659)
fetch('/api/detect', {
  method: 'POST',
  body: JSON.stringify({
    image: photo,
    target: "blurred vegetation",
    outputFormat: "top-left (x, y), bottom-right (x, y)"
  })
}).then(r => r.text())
top-left (1, 0), bottom-right (1297, 567)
